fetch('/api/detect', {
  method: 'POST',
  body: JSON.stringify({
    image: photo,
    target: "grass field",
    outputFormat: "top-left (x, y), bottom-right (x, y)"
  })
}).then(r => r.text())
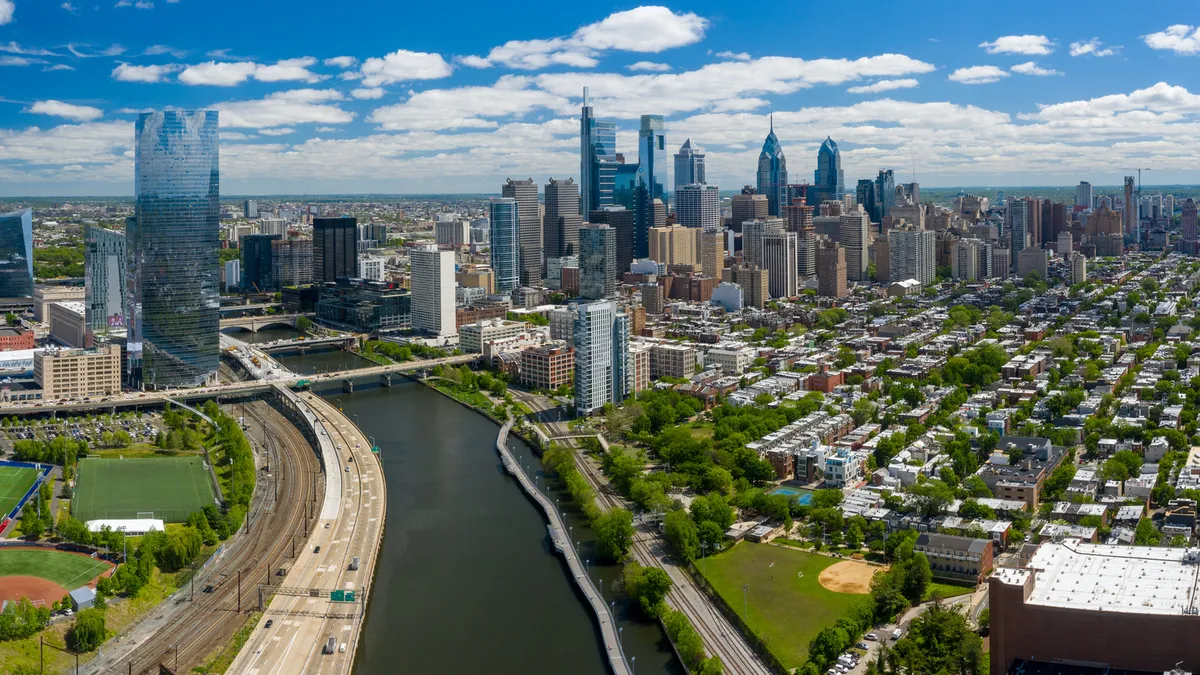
top-left (0, 465), bottom-right (40, 518)
top-left (702, 542), bottom-right (870, 669)
top-left (924, 580), bottom-right (976, 601)
top-left (0, 549), bottom-right (110, 589)
top-left (73, 457), bottom-right (216, 523)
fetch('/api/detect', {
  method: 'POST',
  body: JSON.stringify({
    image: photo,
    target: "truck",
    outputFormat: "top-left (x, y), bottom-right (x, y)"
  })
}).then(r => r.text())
top-left (323, 636), bottom-right (336, 654)
top-left (349, 556), bottom-right (360, 571)
top-left (277, 561), bottom-right (292, 577)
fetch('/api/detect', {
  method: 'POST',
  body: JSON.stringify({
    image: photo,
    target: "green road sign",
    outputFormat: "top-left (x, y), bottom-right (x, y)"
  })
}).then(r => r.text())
top-left (331, 590), bottom-right (357, 603)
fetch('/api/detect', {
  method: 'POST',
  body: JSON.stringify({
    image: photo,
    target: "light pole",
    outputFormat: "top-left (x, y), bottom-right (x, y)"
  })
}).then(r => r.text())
top-left (632, 656), bottom-right (636, 674)
top-left (743, 583), bottom-right (749, 618)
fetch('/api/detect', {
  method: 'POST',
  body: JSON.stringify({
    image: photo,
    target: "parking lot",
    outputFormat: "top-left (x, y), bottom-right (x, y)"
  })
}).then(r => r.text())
top-left (0, 413), bottom-right (162, 452)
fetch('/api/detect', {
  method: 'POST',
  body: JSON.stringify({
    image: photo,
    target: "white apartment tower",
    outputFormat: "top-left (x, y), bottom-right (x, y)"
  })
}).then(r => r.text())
top-left (410, 244), bottom-right (457, 338)
top-left (762, 232), bottom-right (799, 298)
top-left (675, 184), bottom-right (722, 231)
top-left (889, 225), bottom-right (935, 286)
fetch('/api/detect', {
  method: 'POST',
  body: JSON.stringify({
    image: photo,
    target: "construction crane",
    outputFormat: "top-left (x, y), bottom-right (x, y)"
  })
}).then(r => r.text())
top-left (1123, 167), bottom-right (1152, 194)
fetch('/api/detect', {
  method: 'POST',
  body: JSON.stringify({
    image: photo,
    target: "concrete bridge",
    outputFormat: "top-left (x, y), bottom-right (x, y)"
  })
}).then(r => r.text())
top-left (257, 335), bottom-right (356, 353)
top-left (219, 314), bottom-right (308, 333)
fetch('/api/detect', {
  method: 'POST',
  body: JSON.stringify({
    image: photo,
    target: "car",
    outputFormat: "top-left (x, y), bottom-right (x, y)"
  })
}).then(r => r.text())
top-left (345, 466), bottom-right (350, 472)
top-left (856, 642), bottom-right (869, 650)
top-left (325, 523), bottom-right (330, 529)
top-left (314, 545), bottom-right (321, 553)
top-left (891, 629), bottom-right (903, 640)
top-left (265, 619), bottom-right (273, 628)
top-left (339, 643), bottom-right (346, 654)
top-left (865, 633), bottom-right (878, 641)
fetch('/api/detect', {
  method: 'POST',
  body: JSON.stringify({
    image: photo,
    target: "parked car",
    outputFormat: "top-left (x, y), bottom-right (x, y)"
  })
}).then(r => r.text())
top-left (265, 619), bottom-right (273, 629)
top-left (856, 642), bottom-right (869, 650)
top-left (891, 629), bottom-right (903, 640)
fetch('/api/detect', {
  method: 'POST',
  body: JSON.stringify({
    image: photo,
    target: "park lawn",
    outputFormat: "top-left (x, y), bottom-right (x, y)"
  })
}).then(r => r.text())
top-left (924, 580), bottom-right (976, 601)
top-left (688, 423), bottom-right (714, 439)
top-left (701, 542), bottom-right (870, 669)
top-left (73, 456), bottom-right (216, 523)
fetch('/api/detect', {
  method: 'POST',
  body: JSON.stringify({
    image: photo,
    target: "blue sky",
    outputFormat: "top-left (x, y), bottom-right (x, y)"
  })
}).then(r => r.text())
top-left (2, 0), bottom-right (1200, 196)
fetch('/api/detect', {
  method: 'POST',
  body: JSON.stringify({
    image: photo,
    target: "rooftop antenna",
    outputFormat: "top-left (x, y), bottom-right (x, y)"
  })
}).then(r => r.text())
top-left (583, 86), bottom-right (589, 108)
top-left (769, 109), bottom-right (774, 133)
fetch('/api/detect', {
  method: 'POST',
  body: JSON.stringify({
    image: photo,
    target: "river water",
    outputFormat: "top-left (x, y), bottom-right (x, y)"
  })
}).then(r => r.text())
top-left (315, 379), bottom-right (683, 675)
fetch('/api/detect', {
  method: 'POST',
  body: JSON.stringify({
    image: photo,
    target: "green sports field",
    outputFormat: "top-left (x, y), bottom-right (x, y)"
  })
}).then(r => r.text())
top-left (0, 548), bottom-right (111, 589)
top-left (0, 465), bottom-right (40, 518)
top-left (73, 457), bottom-right (217, 524)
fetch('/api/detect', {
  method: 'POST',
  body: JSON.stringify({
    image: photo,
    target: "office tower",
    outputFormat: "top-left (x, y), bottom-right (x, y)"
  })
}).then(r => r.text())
top-left (762, 231), bottom-right (798, 298)
top-left (313, 216), bottom-right (358, 283)
top-left (875, 169), bottom-right (895, 218)
top-left (589, 206), bottom-right (634, 275)
top-left (544, 177), bottom-right (582, 258)
top-left (1182, 199), bottom-right (1198, 255)
top-left (700, 230), bottom-right (724, 279)
top-left (953, 238), bottom-right (992, 281)
top-left (839, 211), bottom-right (870, 281)
top-left (356, 221), bottom-right (388, 249)
top-left (1165, 195), bottom-right (1176, 218)
top-left (1069, 252), bottom-right (1087, 285)
top-left (730, 264), bottom-right (768, 309)
top-left (635, 115), bottom-right (666, 259)
top-left (410, 244), bottom-right (456, 337)
top-left (243, 199), bottom-right (258, 219)
top-left (809, 137), bottom-right (844, 206)
top-left (889, 225), bottom-right (935, 285)
top-left (1025, 197), bottom-right (1044, 246)
top-left (856, 179), bottom-right (881, 224)
top-left (1057, 232), bottom-right (1073, 255)
top-left (742, 218), bottom-right (785, 268)
top-left (489, 197), bottom-right (520, 293)
top-left (1124, 176), bottom-right (1137, 242)
top-left (648, 225), bottom-right (698, 267)
top-left (579, 224), bottom-right (616, 300)
top-left (273, 236), bottom-right (313, 287)
top-left (502, 178), bottom-right (542, 287)
top-left (1008, 199), bottom-right (1029, 264)
top-left (900, 182), bottom-right (920, 205)
top-left (1017, 248), bottom-right (1047, 278)
top-left (730, 187), bottom-right (768, 230)
top-left (242, 233), bottom-right (280, 292)
top-left (84, 224), bottom-right (126, 337)
top-left (258, 217), bottom-right (286, 237)
top-left (653, 198), bottom-right (667, 229)
top-left (435, 219), bottom-right (470, 247)
top-left (613, 162), bottom-right (640, 211)
top-left (225, 259), bottom-right (241, 291)
top-left (992, 248), bottom-right (1012, 278)
top-left (574, 300), bottom-right (628, 414)
top-left (874, 235), bottom-right (890, 281)
top-left (1075, 182), bottom-right (1093, 209)
top-left (783, 199), bottom-right (816, 278)
top-left (580, 87), bottom-right (618, 215)
top-left (0, 208), bottom-right (33, 300)
top-left (756, 116), bottom-right (788, 216)
top-left (674, 139), bottom-right (705, 189)
top-left (129, 110), bottom-right (219, 389)
top-left (676, 184), bottom-right (721, 231)
top-left (816, 239), bottom-right (848, 298)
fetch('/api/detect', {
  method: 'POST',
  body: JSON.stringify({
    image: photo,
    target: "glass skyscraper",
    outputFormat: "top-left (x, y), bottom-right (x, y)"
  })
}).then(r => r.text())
top-left (812, 137), bottom-right (845, 206)
top-left (84, 223), bottom-right (126, 337)
top-left (579, 87), bottom-right (618, 216)
top-left (488, 197), bottom-right (520, 293)
top-left (129, 110), bottom-right (220, 389)
top-left (635, 115), bottom-right (665, 260)
top-left (875, 169), bottom-right (896, 218)
top-left (674, 138), bottom-right (705, 190)
top-left (0, 208), bottom-right (33, 299)
top-left (756, 117), bottom-right (788, 216)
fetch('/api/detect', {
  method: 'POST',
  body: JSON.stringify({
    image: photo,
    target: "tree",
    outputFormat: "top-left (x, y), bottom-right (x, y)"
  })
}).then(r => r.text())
top-left (691, 493), bottom-right (735, 531)
top-left (595, 508), bottom-right (635, 563)
top-left (884, 529), bottom-right (919, 562)
top-left (958, 499), bottom-right (996, 521)
top-left (1135, 517), bottom-right (1162, 546)
top-left (845, 521), bottom-right (865, 549)
top-left (623, 562), bottom-right (673, 619)
top-left (908, 480), bottom-right (955, 517)
top-left (67, 608), bottom-right (106, 652)
top-left (899, 552), bottom-right (932, 604)
top-left (19, 504), bottom-right (43, 540)
top-left (664, 510), bottom-right (700, 561)
top-left (886, 603), bottom-right (984, 675)
top-left (961, 475), bottom-right (992, 498)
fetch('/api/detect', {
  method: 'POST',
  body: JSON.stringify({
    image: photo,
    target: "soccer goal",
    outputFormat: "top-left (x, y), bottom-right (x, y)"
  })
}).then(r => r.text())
top-left (137, 511), bottom-right (155, 520)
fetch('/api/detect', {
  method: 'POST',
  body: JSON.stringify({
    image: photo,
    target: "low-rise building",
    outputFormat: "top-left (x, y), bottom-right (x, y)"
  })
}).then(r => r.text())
top-left (49, 301), bottom-right (87, 348)
top-left (650, 343), bottom-right (696, 380)
top-left (0, 326), bottom-right (35, 351)
top-left (460, 319), bottom-right (528, 354)
top-left (520, 344), bottom-right (574, 391)
top-left (914, 532), bottom-right (994, 583)
top-left (34, 344), bottom-right (122, 400)
top-left (705, 346), bottom-right (754, 374)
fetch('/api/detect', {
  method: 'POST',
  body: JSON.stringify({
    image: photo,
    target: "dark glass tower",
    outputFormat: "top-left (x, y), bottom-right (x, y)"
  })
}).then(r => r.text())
top-left (812, 136), bottom-right (844, 205)
top-left (313, 216), bottom-right (358, 283)
top-left (579, 87), bottom-right (618, 216)
top-left (130, 110), bottom-right (220, 389)
top-left (589, 207), bottom-right (634, 275)
top-left (856, 179), bottom-right (881, 224)
top-left (242, 233), bottom-right (281, 292)
top-left (756, 116), bottom-right (788, 216)
top-left (0, 208), bottom-right (33, 299)
top-left (875, 169), bottom-right (895, 218)
top-left (635, 115), bottom-right (665, 260)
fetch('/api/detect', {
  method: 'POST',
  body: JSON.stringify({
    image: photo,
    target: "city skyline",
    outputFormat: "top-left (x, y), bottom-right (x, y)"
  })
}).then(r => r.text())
top-left (2, 1), bottom-right (1200, 195)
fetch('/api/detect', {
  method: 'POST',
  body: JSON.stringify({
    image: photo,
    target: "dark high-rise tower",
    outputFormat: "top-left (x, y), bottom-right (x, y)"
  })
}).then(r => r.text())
top-left (242, 233), bottom-right (281, 292)
top-left (0, 208), bottom-right (33, 300)
top-left (674, 138), bottom-right (705, 189)
top-left (313, 216), bottom-right (358, 283)
top-left (856, 179), bottom-right (881, 224)
top-left (635, 115), bottom-right (665, 260)
top-left (875, 169), bottom-right (895, 218)
top-left (589, 206), bottom-right (634, 275)
top-left (544, 178), bottom-right (582, 258)
top-left (580, 87), bottom-right (618, 215)
top-left (503, 178), bottom-right (542, 287)
top-left (812, 137), bottom-right (844, 205)
top-left (756, 116), bottom-right (788, 216)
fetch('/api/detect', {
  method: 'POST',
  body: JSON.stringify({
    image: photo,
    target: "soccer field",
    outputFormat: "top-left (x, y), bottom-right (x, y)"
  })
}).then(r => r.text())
top-left (0, 548), bottom-right (111, 589)
top-left (0, 465), bottom-right (40, 518)
top-left (73, 457), bottom-right (217, 523)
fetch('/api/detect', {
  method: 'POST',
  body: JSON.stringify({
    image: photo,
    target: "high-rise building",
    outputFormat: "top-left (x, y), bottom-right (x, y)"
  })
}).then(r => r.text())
top-left (502, 178), bottom-right (542, 287)
top-left (729, 264), bottom-right (768, 309)
top-left (811, 137), bottom-right (844, 205)
top-left (489, 197), bottom-right (520, 294)
top-left (1068, 252), bottom-right (1087, 285)
top-left (242, 233), bottom-right (280, 292)
top-left (1017, 248), bottom-right (1048, 279)
top-left (742, 218), bottom-right (785, 268)
top-left (0, 208), bottom-right (33, 300)
top-left (588, 206), bottom-right (634, 275)
top-left (1124, 176), bottom-right (1137, 242)
top-left (1057, 232), bottom-right (1073, 255)
top-left (875, 169), bottom-right (895, 219)
top-left (580, 87), bottom-right (618, 216)
top-left (635, 115), bottom-right (666, 260)
top-left (756, 117), bottom-right (788, 216)
top-left (573, 300), bottom-right (628, 415)
top-left (784, 199), bottom-right (816, 278)
top-left (856, 179), bottom-right (881, 224)
top-left (675, 184), bottom-right (721, 231)
top-left (1181, 199), bottom-right (1198, 255)
top-left (313, 216), bottom-right (358, 283)
top-left (84, 224), bottom-right (126, 337)
top-left (762, 231), bottom-right (798, 298)
top-left (873, 235), bottom-right (890, 282)
top-left (674, 139), bottom-right (705, 189)
top-left (1075, 182), bottom-right (1093, 209)
top-left (273, 235), bottom-right (313, 287)
top-left (579, 224), bottom-right (616, 300)
top-left (435, 219), bottom-right (470, 247)
top-left (410, 244), bottom-right (456, 338)
top-left (952, 238), bottom-right (992, 281)
top-left (129, 110), bottom-right (220, 389)
top-left (889, 224), bottom-right (936, 286)
top-left (544, 177), bottom-right (582, 259)
top-left (839, 211), bottom-right (870, 282)
top-left (225, 259), bottom-right (241, 291)
top-left (35, 345), bottom-right (122, 400)
top-left (613, 162), bottom-right (640, 211)
top-left (816, 239), bottom-right (848, 298)
top-left (700, 230), bottom-right (724, 279)
top-left (243, 199), bottom-right (258, 219)
top-left (648, 225), bottom-right (698, 268)
top-left (1009, 199), bottom-right (1029, 263)
top-left (730, 187), bottom-right (768, 230)
top-left (992, 248), bottom-right (1012, 278)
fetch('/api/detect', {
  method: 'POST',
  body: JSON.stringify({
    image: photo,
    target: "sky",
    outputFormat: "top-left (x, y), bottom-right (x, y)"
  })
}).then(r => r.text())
top-left (2, 0), bottom-right (1200, 196)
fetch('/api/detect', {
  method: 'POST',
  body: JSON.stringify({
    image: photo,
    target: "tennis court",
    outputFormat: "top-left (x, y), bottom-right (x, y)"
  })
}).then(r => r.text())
top-left (73, 457), bottom-right (217, 523)
top-left (0, 465), bottom-right (40, 518)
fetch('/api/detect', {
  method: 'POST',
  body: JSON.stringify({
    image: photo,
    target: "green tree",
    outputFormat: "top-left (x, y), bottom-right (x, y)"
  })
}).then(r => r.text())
top-left (1135, 517), bottom-right (1162, 546)
top-left (899, 552), bottom-right (932, 604)
top-left (907, 480), bottom-right (955, 517)
top-left (623, 563), bottom-right (673, 619)
top-left (595, 508), bottom-right (635, 563)
top-left (67, 608), bottom-right (106, 652)
top-left (664, 510), bottom-right (700, 561)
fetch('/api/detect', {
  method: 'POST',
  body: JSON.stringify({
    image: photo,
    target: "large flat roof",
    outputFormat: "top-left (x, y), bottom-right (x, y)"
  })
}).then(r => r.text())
top-left (996, 540), bottom-right (1200, 616)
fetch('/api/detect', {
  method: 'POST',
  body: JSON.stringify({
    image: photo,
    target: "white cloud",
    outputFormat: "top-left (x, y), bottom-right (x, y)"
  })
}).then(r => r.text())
top-left (351, 87), bottom-right (384, 100)
top-left (314, 127), bottom-right (339, 133)
top-left (112, 62), bottom-right (181, 82)
top-left (219, 131), bottom-right (255, 141)
top-left (0, 56), bottom-right (45, 66)
top-left (254, 57), bottom-right (325, 83)
top-left (26, 100), bottom-right (104, 122)
top-left (323, 55), bottom-right (357, 69)
top-left (0, 42), bottom-right (59, 56)
top-left (948, 65), bottom-right (1009, 84)
top-left (456, 55), bottom-right (490, 69)
top-left (1011, 61), bottom-right (1061, 76)
top-left (1026, 82), bottom-right (1200, 121)
top-left (0, 0), bottom-right (13, 25)
top-left (979, 35), bottom-right (1055, 55)
top-left (43, 64), bottom-right (74, 72)
top-left (368, 76), bottom-right (567, 131)
top-left (135, 0), bottom-right (153, 7)
top-left (847, 78), bottom-right (919, 94)
top-left (218, 89), bottom-right (355, 129)
top-left (627, 61), bottom-right (671, 72)
top-left (358, 49), bottom-right (453, 87)
top-left (1143, 25), bottom-right (1200, 54)
top-left (142, 44), bottom-right (187, 58)
top-left (179, 58), bottom-right (325, 86)
top-left (62, 2), bottom-right (78, 13)
top-left (66, 43), bottom-right (126, 57)
top-left (467, 6), bottom-right (708, 70)
top-left (1069, 38), bottom-right (1116, 57)
top-left (257, 128), bottom-right (295, 136)
top-left (714, 51), bottom-right (751, 61)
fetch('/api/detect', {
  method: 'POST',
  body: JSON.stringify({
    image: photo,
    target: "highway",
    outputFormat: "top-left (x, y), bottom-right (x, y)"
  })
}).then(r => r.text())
top-left (228, 390), bottom-right (385, 675)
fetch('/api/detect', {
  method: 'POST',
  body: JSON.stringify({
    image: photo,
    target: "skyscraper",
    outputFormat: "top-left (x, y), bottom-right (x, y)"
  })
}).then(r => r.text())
top-left (574, 300), bottom-right (628, 415)
top-left (839, 211), bottom-right (870, 282)
top-left (889, 225), bottom-right (935, 286)
top-left (816, 239), bottom-right (848, 298)
top-left (676, 184), bottom-right (721, 231)
top-left (589, 206), bottom-right (634, 275)
top-left (273, 236), bottom-right (313, 287)
top-left (544, 177), bottom-right (582, 258)
top-left (130, 110), bottom-right (220, 389)
top-left (410, 244), bottom-right (456, 338)
top-left (242, 233), bottom-right (280, 292)
top-left (580, 87), bottom-right (618, 215)
top-left (742, 218), bottom-right (785, 268)
top-left (503, 178), bottom-right (542, 287)
top-left (730, 187), bottom-right (769, 230)
top-left (762, 231), bottom-right (799, 298)
top-left (674, 139), bottom-right (705, 189)
top-left (84, 224), bottom-right (126, 337)
top-left (243, 199), bottom-right (258, 219)
top-left (875, 169), bottom-right (895, 219)
top-left (0, 208), bottom-right (33, 300)
top-left (700, 230), bottom-right (724, 279)
top-left (1181, 199), bottom-right (1198, 255)
top-left (1075, 181), bottom-right (1093, 209)
top-left (1124, 176), bottom-right (1138, 242)
top-left (756, 117), bottom-right (788, 216)
top-left (635, 115), bottom-right (665, 260)
top-left (313, 216), bottom-right (358, 283)
top-left (856, 179), bottom-right (881, 224)
top-left (489, 197), bottom-right (520, 293)
top-left (579, 224), bottom-right (616, 300)
top-left (812, 137), bottom-right (844, 205)
top-left (1009, 199), bottom-right (1029, 264)
top-left (953, 239), bottom-right (992, 281)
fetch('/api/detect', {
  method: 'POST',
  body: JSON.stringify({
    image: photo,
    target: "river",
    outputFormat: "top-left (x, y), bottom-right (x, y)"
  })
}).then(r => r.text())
top-left (314, 379), bottom-right (684, 675)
